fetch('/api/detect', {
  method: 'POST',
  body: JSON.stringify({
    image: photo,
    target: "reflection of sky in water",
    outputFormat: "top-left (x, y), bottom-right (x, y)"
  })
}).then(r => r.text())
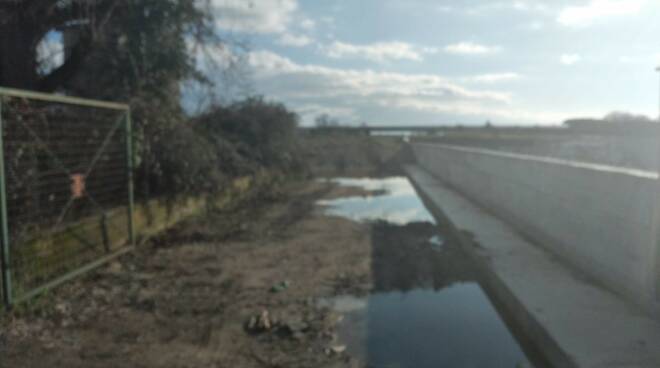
top-left (324, 286), bottom-right (531, 368)
top-left (317, 177), bottom-right (435, 224)
top-left (317, 176), bottom-right (533, 367)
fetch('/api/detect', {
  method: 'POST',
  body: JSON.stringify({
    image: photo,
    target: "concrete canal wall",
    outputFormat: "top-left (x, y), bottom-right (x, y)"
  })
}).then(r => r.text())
top-left (411, 143), bottom-right (660, 313)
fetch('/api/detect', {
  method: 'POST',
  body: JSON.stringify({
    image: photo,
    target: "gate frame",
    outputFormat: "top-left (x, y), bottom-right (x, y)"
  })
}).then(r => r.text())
top-left (0, 87), bottom-right (133, 309)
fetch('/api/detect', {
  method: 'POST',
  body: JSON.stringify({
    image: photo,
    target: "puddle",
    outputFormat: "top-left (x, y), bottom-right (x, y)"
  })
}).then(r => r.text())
top-left (319, 177), bottom-right (535, 368)
top-left (317, 177), bottom-right (435, 224)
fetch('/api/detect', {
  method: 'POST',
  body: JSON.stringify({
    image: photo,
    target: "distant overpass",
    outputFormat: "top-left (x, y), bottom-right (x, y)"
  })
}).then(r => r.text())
top-left (302, 124), bottom-right (570, 134)
top-left (302, 125), bottom-right (451, 133)
top-left (361, 125), bottom-right (449, 133)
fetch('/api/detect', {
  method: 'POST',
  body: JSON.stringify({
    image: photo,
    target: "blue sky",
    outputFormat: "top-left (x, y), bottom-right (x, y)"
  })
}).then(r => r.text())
top-left (207, 0), bottom-right (660, 126)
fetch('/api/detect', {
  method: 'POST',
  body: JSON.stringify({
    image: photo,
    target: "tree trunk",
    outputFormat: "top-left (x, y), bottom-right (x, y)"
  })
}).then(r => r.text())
top-left (0, 19), bottom-right (39, 90)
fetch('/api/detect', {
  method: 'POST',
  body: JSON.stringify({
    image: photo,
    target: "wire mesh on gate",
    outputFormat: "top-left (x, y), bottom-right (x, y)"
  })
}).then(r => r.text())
top-left (0, 91), bottom-right (131, 302)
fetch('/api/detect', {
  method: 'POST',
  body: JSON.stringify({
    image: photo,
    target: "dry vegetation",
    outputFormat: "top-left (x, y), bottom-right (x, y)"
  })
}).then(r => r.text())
top-left (300, 132), bottom-right (411, 177)
top-left (1, 134), bottom-right (421, 368)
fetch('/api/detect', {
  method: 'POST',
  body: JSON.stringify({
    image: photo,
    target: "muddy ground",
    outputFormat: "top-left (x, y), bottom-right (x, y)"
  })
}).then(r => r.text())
top-left (0, 171), bottom-right (447, 368)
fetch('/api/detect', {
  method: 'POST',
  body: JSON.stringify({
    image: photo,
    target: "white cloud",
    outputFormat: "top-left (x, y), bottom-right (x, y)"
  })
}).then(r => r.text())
top-left (248, 50), bottom-right (511, 103)
top-left (560, 54), bottom-right (581, 65)
top-left (444, 42), bottom-right (500, 55)
top-left (188, 37), bottom-right (243, 69)
top-left (617, 55), bottom-right (658, 65)
top-left (241, 50), bottom-right (573, 126)
top-left (277, 33), bottom-right (312, 47)
top-left (510, 0), bottom-right (550, 12)
top-left (557, 0), bottom-right (647, 27)
top-left (463, 73), bottom-right (522, 83)
top-left (323, 41), bottom-right (437, 62)
top-left (644, 53), bottom-right (660, 67)
top-left (300, 18), bottom-right (316, 30)
top-left (246, 50), bottom-right (588, 125)
top-left (249, 50), bottom-right (298, 72)
top-left (619, 56), bottom-right (637, 64)
top-left (522, 20), bottom-right (544, 31)
top-left (320, 16), bottom-right (335, 25)
top-left (210, 0), bottom-right (298, 34)
top-left (295, 104), bottom-right (357, 124)
top-left (379, 97), bottom-right (576, 124)
top-left (463, 1), bottom-right (551, 15)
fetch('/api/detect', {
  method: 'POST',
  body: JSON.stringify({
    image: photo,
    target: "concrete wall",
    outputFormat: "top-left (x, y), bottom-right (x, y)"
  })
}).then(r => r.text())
top-left (412, 143), bottom-right (660, 312)
top-left (433, 134), bottom-right (659, 171)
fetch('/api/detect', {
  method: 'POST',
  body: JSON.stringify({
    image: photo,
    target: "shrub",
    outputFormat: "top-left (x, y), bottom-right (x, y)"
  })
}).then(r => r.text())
top-left (194, 97), bottom-right (308, 174)
top-left (149, 123), bottom-right (225, 196)
top-left (138, 96), bottom-right (307, 198)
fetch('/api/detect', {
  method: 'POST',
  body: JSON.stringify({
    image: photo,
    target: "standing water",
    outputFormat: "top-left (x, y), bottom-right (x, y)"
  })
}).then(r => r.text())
top-left (317, 177), bottom-right (435, 224)
top-left (317, 177), bottom-right (535, 368)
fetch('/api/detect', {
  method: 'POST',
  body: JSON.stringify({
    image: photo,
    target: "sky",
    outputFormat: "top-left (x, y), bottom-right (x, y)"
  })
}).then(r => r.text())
top-left (37, 0), bottom-right (660, 127)
top-left (203, 0), bottom-right (660, 126)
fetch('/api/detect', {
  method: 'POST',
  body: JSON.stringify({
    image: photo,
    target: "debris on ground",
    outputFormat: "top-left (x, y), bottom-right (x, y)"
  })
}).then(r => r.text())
top-left (271, 280), bottom-right (291, 293)
top-left (0, 179), bottom-right (388, 367)
top-left (246, 309), bottom-right (273, 333)
top-left (326, 345), bottom-right (347, 355)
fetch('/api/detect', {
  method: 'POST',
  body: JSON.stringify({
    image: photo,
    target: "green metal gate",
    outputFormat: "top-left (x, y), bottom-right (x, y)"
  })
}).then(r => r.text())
top-left (0, 87), bottom-right (134, 308)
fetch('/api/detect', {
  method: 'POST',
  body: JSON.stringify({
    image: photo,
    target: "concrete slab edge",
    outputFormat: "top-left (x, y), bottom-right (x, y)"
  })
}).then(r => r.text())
top-left (404, 164), bottom-right (578, 368)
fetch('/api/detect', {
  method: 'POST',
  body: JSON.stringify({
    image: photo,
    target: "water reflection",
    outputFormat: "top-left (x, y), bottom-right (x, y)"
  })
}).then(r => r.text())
top-left (319, 177), bottom-right (533, 368)
top-left (371, 221), bottom-right (470, 293)
top-left (317, 177), bottom-right (435, 224)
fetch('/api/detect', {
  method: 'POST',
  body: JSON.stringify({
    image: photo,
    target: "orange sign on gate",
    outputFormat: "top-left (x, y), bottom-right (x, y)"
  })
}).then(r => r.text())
top-left (70, 173), bottom-right (86, 199)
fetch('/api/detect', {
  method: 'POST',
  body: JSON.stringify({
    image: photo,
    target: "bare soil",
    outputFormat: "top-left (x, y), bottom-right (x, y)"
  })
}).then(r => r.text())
top-left (0, 178), bottom-right (420, 368)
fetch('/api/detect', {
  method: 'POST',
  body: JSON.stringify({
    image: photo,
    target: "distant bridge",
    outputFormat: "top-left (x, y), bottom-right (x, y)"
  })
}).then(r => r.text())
top-left (302, 124), bottom-right (571, 135)
top-left (302, 125), bottom-right (450, 133)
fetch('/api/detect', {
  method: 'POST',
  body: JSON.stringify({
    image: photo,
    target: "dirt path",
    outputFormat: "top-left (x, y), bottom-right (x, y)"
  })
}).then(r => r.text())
top-left (1, 180), bottom-right (384, 368)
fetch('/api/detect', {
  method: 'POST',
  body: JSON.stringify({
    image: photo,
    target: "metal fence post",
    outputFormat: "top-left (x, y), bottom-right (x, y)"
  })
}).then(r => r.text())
top-left (0, 97), bottom-right (13, 308)
top-left (656, 67), bottom-right (660, 302)
top-left (125, 110), bottom-right (135, 246)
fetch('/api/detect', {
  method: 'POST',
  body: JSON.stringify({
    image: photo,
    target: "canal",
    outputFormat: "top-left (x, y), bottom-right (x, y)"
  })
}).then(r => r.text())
top-left (317, 177), bottom-right (538, 368)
